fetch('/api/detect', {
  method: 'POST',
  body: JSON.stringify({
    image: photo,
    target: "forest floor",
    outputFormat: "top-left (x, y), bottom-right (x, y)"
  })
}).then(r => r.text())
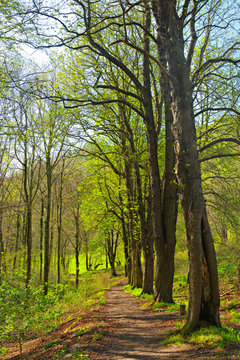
top-left (2, 279), bottom-right (240, 360)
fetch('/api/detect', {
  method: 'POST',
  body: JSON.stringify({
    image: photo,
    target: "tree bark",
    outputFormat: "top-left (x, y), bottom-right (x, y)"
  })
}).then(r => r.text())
top-left (143, 2), bottom-right (178, 299)
top-left (151, 0), bottom-right (220, 329)
top-left (154, 49), bottom-right (178, 302)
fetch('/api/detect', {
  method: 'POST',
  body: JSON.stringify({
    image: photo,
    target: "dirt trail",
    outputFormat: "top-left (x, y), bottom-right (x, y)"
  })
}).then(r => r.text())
top-left (3, 280), bottom-right (238, 359)
top-left (90, 281), bottom-right (214, 359)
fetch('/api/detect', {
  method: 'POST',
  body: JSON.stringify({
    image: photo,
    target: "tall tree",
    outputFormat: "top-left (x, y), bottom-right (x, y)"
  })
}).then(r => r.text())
top-left (149, 0), bottom-right (239, 329)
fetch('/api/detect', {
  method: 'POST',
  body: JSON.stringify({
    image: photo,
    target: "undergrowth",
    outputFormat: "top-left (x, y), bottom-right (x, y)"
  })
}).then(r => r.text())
top-left (0, 269), bottom-right (123, 349)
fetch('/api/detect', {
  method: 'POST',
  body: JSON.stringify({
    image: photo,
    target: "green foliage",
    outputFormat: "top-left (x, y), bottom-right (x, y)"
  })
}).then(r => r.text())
top-left (92, 330), bottom-right (104, 341)
top-left (0, 347), bottom-right (8, 356)
top-left (43, 339), bottom-right (58, 350)
top-left (98, 297), bottom-right (106, 306)
top-left (0, 269), bottom-right (121, 345)
top-left (74, 327), bottom-right (86, 337)
top-left (217, 264), bottom-right (237, 284)
top-left (0, 273), bottom-right (64, 343)
top-left (52, 348), bottom-right (67, 359)
top-left (72, 354), bottom-right (89, 360)
top-left (52, 348), bottom-right (90, 360)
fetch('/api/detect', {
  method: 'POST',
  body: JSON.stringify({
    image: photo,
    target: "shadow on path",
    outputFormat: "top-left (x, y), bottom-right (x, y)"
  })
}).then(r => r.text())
top-left (92, 281), bottom-right (213, 360)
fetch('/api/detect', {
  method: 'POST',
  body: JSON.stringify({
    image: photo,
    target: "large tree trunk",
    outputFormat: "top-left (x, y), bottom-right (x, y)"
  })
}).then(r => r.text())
top-left (151, 0), bottom-right (220, 329)
top-left (170, 37), bottom-right (220, 331)
top-left (143, 2), bottom-right (178, 300)
top-left (154, 43), bottom-right (178, 303)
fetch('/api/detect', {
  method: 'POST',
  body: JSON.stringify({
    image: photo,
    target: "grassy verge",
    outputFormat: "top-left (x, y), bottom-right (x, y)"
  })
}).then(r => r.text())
top-left (124, 284), bottom-right (184, 313)
top-left (0, 268), bottom-right (124, 351)
top-left (160, 325), bottom-right (240, 356)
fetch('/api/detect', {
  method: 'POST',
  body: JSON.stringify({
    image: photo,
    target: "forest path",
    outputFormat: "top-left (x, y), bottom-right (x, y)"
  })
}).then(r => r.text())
top-left (2, 280), bottom-right (234, 359)
top-left (90, 280), bottom-right (214, 360)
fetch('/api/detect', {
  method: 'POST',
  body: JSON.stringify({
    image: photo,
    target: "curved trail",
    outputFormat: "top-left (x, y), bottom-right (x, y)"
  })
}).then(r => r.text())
top-left (2, 281), bottom-right (222, 359)
top-left (93, 281), bottom-right (211, 360)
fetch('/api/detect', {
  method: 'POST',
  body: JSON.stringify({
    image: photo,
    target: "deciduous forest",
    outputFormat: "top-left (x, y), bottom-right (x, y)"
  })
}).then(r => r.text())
top-left (0, 0), bottom-right (239, 359)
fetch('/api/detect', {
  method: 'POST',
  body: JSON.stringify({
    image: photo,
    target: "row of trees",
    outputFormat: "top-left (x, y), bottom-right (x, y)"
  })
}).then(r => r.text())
top-left (0, 0), bottom-right (239, 331)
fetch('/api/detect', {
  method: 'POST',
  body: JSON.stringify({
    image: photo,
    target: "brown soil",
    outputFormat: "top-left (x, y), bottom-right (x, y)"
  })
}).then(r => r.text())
top-left (2, 280), bottom-right (240, 359)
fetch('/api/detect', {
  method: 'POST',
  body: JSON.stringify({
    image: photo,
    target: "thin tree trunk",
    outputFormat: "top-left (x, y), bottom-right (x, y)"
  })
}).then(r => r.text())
top-left (106, 230), bottom-right (119, 277)
top-left (0, 208), bottom-right (4, 281)
top-left (13, 211), bottom-right (21, 271)
top-left (121, 102), bottom-right (153, 293)
top-left (25, 205), bottom-right (32, 288)
top-left (236, 262), bottom-right (240, 286)
top-left (74, 206), bottom-right (80, 288)
top-left (40, 198), bottom-right (44, 282)
top-left (44, 156), bottom-right (52, 295)
top-left (125, 162), bottom-right (142, 288)
top-left (57, 160), bottom-right (65, 284)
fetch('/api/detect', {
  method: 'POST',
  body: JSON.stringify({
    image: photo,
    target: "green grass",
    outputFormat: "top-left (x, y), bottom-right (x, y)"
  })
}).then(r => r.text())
top-left (124, 285), bottom-right (142, 297)
top-left (153, 301), bottom-right (180, 312)
top-left (160, 326), bottom-right (240, 350)
top-left (124, 284), bottom-right (185, 313)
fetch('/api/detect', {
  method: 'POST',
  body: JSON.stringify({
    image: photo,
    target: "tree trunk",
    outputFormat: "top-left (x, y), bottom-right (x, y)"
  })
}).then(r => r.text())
top-left (119, 186), bottom-right (131, 279)
top-left (143, 2), bottom-right (174, 298)
top-left (39, 198), bottom-right (44, 282)
top-left (13, 211), bottom-right (21, 271)
top-left (154, 46), bottom-right (178, 302)
top-left (125, 162), bottom-right (142, 288)
top-left (121, 101), bottom-right (153, 293)
top-left (236, 262), bottom-right (240, 286)
top-left (0, 208), bottom-right (4, 281)
top-left (151, 0), bottom-right (220, 328)
top-left (106, 231), bottom-right (118, 277)
top-left (74, 206), bottom-right (80, 288)
top-left (25, 205), bottom-right (32, 288)
top-left (44, 156), bottom-right (52, 295)
top-left (57, 159), bottom-right (65, 284)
